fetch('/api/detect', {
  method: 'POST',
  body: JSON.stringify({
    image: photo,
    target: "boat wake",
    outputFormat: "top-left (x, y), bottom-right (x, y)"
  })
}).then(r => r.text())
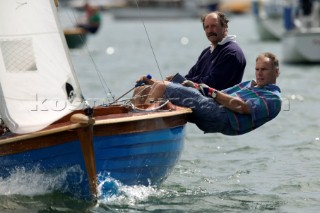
top-left (0, 167), bottom-right (165, 207)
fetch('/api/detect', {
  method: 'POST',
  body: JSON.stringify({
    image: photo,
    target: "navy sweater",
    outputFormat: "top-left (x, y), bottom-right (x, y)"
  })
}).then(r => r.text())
top-left (185, 41), bottom-right (246, 90)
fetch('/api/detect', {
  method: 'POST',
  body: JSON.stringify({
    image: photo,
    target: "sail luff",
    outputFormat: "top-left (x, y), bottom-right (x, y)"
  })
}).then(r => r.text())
top-left (51, 0), bottom-right (85, 99)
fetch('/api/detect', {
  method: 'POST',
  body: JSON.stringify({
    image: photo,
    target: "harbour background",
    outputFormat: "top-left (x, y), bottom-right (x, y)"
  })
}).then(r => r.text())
top-left (1, 7), bottom-right (320, 212)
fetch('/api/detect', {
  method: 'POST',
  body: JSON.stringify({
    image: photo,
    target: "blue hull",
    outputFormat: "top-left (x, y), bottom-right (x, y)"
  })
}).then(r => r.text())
top-left (0, 126), bottom-right (185, 199)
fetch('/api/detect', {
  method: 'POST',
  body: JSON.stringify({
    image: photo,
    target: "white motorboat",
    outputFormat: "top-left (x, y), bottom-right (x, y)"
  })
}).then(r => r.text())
top-left (282, 0), bottom-right (320, 63)
top-left (252, 0), bottom-right (285, 41)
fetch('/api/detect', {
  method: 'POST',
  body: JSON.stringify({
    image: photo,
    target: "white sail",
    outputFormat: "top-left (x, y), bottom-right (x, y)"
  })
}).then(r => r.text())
top-left (0, 0), bottom-right (83, 134)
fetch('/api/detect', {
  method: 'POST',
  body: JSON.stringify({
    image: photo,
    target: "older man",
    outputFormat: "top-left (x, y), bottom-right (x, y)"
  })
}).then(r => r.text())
top-left (168, 11), bottom-right (246, 90)
top-left (137, 52), bottom-right (281, 135)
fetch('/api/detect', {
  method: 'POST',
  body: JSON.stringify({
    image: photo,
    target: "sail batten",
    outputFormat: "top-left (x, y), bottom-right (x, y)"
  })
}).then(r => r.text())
top-left (0, 0), bottom-right (83, 134)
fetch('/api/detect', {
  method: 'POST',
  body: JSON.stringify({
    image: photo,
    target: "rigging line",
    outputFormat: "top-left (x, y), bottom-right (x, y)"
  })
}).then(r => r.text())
top-left (65, 7), bottom-right (115, 101)
top-left (83, 42), bottom-right (115, 101)
top-left (15, 1), bottom-right (27, 10)
top-left (133, 0), bottom-right (164, 82)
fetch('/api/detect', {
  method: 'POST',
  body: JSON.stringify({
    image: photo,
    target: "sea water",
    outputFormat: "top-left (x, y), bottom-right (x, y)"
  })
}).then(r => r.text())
top-left (1, 8), bottom-right (320, 213)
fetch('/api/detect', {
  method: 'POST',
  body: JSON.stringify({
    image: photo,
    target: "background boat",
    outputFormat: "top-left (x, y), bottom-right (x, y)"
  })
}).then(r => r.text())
top-left (282, 0), bottom-right (320, 63)
top-left (60, 1), bottom-right (102, 49)
top-left (64, 27), bottom-right (88, 48)
top-left (252, 0), bottom-right (285, 40)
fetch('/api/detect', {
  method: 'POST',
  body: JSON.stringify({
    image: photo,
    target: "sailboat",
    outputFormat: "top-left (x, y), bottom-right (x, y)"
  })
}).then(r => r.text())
top-left (0, 0), bottom-right (191, 199)
top-left (282, 0), bottom-right (320, 63)
top-left (252, 0), bottom-right (284, 41)
top-left (64, 2), bottom-right (101, 49)
top-left (64, 27), bottom-right (88, 49)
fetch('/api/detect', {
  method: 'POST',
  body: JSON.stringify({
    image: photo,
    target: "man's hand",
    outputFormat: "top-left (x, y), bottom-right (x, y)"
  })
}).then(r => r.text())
top-left (198, 83), bottom-right (209, 89)
top-left (182, 81), bottom-right (209, 94)
top-left (184, 82), bottom-right (216, 98)
top-left (136, 75), bottom-right (153, 86)
top-left (165, 75), bottom-right (173, 81)
top-left (195, 83), bottom-right (212, 97)
top-left (198, 83), bottom-right (210, 96)
top-left (182, 81), bottom-right (217, 98)
top-left (182, 80), bottom-right (197, 88)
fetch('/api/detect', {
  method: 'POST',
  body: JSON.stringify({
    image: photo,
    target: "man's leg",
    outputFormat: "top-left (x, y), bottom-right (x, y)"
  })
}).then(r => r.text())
top-left (131, 80), bottom-right (167, 107)
top-left (132, 86), bottom-right (152, 106)
top-left (144, 81), bottom-right (167, 104)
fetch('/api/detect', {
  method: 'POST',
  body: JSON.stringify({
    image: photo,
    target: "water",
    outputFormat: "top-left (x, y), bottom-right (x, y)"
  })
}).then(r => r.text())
top-left (1, 8), bottom-right (320, 213)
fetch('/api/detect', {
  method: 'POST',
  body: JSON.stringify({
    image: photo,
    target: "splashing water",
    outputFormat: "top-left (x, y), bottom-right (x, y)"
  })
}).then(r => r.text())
top-left (96, 174), bottom-right (164, 207)
top-left (0, 165), bottom-right (84, 196)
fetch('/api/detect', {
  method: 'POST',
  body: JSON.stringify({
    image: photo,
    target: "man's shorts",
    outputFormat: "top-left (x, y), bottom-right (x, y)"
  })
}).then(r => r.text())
top-left (164, 83), bottom-right (230, 133)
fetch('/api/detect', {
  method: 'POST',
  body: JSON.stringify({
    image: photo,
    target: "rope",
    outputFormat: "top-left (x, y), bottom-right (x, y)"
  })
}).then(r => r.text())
top-left (133, 0), bottom-right (164, 82)
top-left (63, 7), bottom-right (115, 102)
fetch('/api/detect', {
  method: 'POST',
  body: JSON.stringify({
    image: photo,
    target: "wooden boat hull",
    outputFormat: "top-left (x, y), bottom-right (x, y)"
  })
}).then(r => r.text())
top-left (0, 105), bottom-right (191, 199)
top-left (282, 29), bottom-right (320, 63)
top-left (64, 27), bottom-right (87, 49)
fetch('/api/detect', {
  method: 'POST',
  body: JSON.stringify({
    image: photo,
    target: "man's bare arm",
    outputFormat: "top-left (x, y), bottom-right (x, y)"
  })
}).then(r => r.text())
top-left (215, 91), bottom-right (250, 114)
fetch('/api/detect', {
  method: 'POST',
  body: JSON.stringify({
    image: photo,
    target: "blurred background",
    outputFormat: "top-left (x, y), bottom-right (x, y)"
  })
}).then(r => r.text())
top-left (1, 0), bottom-right (320, 212)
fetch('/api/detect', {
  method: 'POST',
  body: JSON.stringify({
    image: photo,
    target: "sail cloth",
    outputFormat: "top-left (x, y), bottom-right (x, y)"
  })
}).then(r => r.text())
top-left (0, 0), bottom-right (83, 134)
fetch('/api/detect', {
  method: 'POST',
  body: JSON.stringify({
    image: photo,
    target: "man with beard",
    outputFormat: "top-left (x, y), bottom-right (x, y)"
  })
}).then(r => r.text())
top-left (167, 11), bottom-right (246, 90)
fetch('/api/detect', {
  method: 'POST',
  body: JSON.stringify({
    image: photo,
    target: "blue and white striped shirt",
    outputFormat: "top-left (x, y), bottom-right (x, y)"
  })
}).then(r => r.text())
top-left (222, 80), bottom-right (281, 135)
